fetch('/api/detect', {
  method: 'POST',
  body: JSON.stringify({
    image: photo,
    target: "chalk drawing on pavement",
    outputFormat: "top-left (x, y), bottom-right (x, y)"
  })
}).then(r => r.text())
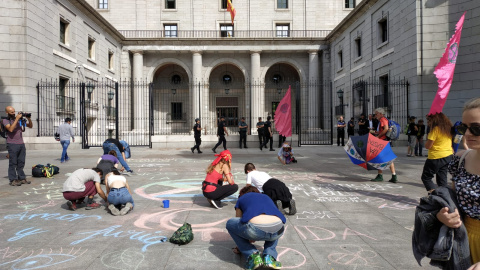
top-left (0, 246), bottom-right (87, 270)
top-left (327, 244), bottom-right (381, 268)
top-left (101, 248), bottom-right (145, 270)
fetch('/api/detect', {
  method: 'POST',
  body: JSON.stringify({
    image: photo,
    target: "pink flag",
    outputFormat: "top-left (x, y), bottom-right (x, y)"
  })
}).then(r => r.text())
top-left (274, 86), bottom-right (292, 137)
top-left (429, 12), bottom-right (466, 115)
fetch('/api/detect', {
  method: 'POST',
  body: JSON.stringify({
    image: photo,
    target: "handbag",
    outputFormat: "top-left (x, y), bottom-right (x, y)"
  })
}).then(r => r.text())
top-left (169, 222), bottom-right (194, 245)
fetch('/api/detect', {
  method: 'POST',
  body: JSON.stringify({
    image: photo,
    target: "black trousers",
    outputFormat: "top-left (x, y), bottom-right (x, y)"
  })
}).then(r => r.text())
top-left (239, 133), bottom-right (247, 148)
top-left (337, 129), bottom-right (345, 146)
top-left (203, 181), bottom-right (239, 201)
top-left (257, 132), bottom-right (264, 146)
top-left (262, 135), bottom-right (273, 150)
top-left (278, 135), bottom-right (286, 147)
top-left (213, 135), bottom-right (227, 150)
top-left (193, 136), bottom-right (201, 152)
top-left (421, 155), bottom-right (453, 191)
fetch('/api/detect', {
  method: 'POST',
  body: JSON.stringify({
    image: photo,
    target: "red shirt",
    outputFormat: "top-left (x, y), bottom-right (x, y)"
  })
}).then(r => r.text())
top-left (377, 117), bottom-right (389, 140)
top-left (203, 170), bottom-right (223, 193)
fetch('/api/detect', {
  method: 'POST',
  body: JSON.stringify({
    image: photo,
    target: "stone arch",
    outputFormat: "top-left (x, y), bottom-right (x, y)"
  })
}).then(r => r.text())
top-left (261, 58), bottom-right (306, 83)
top-left (147, 58), bottom-right (192, 82)
top-left (205, 58), bottom-right (249, 82)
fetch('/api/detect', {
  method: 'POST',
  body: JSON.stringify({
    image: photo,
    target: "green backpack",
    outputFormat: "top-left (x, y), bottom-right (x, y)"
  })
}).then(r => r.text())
top-left (169, 222), bottom-right (194, 245)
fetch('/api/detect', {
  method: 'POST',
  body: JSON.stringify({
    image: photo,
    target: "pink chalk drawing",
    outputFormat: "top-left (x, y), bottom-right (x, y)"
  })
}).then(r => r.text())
top-left (328, 244), bottom-right (380, 268)
top-left (282, 225), bottom-right (377, 242)
top-left (134, 208), bottom-right (231, 241)
top-left (16, 200), bottom-right (58, 212)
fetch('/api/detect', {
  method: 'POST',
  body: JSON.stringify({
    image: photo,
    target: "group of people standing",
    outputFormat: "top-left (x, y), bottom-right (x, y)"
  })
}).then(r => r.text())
top-left (337, 113), bottom-right (380, 146)
top-left (190, 115), bottom-right (282, 154)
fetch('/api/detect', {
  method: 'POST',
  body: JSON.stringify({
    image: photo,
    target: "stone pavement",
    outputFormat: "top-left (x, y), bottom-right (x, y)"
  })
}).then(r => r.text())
top-left (0, 144), bottom-right (437, 270)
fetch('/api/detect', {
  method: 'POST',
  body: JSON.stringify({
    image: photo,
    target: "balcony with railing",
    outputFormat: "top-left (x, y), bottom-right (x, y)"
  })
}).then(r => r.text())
top-left (56, 95), bottom-right (75, 113)
top-left (120, 30), bottom-right (330, 39)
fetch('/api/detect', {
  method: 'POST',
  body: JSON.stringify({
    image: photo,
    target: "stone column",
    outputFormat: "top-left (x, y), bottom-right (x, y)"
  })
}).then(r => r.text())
top-left (132, 50), bottom-right (144, 130)
top-left (308, 50), bottom-right (319, 129)
top-left (192, 51), bottom-right (202, 120)
top-left (250, 50), bottom-right (262, 134)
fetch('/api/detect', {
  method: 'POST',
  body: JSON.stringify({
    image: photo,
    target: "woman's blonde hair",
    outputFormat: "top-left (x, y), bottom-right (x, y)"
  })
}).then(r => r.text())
top-left (463, 97), bottom-right (480, 112)
top-left (206, 158), bottom-right (230, 174)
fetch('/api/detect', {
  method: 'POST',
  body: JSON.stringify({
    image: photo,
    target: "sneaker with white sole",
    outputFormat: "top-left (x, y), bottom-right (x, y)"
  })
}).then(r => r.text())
top-left (120, 202), bottom-right (133, 215)
top-left (108, 204), bottom-right (120, 216)
top-left (276, 200), bottom-right (285, 214)
top-left (288, 198), bottom-right (297, 215)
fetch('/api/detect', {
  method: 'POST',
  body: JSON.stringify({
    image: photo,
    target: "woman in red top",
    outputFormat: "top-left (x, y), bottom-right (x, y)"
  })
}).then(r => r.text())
top-left (202, 150), bottom-right (238, 209)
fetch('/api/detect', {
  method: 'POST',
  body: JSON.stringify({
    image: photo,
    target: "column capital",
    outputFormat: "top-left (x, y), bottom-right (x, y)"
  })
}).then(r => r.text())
top-left (191, 50), bottom-right (203, 55)
top-left (131, 50), bottom-right (144, 55)
top-left (250, 50), bottom-right (262, 55)
top-left (308, 50), bottom-right (319, 55)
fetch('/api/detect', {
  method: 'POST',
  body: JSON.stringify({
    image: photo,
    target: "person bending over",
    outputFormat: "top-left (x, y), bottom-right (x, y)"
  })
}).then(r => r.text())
top-left (226, 186), bottom-right (286, 270)
top-left (245, 162), bottom-right (296, 215)
top-left (277, 143), bottom-right (296, 165)
top-left (202, 150), bottom-right (238, 209)
top-left (62, 168), bottom-right (107, 211)
top-left (105, 170), bottom-right (134, 216)
top-left (96, 150), bottom-right (120, 184)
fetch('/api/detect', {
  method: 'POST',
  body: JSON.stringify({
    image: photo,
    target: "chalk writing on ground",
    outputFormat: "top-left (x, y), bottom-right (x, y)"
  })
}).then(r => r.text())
top-left (3, 212), bottom-right (102, 222)
top-left (296, 210), bottom-right (341, 220)
top-left (101, 248), bottom-right (145, 270)
top-left (23, 182), bottom-right (63, 200)
top-left (327, 244), bottom-right (381, 268)
top-left (0, 246), bottom-right (87, 270)
top-left (16, 200), bottom-right (58, 212)
top-left (71, 225), bottom-right (168, 252)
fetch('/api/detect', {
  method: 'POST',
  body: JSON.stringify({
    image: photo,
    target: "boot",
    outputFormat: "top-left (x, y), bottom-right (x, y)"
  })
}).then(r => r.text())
top-left (388, 174), bottom-right (398, 183)
top-left (370, 174), bottom-right (383, 182)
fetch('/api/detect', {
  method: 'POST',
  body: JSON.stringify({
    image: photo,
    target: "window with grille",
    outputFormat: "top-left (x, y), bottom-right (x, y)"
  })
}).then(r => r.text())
top-left (345, 0), bottom-right (355, 8)
top-left (98, 0), bottom-right (108, 9)
top-left (164, 24), bottom-right (178, 37)
top-left (171, 102), bottom-right (183, 120)
top-left (276, 24), bottom-right (289, 37)
top-left (220, 24), bottom-right (234, 37)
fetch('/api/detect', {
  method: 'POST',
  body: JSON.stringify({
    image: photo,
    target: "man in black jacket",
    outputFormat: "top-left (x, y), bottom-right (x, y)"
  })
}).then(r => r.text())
top-left (212, 116), bottom-right (228, 153)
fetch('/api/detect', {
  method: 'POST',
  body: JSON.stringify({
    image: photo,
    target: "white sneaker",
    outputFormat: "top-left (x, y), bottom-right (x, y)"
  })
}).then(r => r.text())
top-left (120, 202), bottom-right (133, 215)
top-left (108, 204), bottom-right (120, 216)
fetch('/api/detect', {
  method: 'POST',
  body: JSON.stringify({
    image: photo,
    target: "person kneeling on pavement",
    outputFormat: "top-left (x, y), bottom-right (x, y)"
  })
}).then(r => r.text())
top-left (244, 162), bottom-right (296, 215)
top-left (105, 170), bottom-right (134, 216)
top-left (277, 143), bottom-right (297, 165)
top-left (226, 186), bottom-right (285, 270)
top-left (62, 168), bottom-right (107, 211)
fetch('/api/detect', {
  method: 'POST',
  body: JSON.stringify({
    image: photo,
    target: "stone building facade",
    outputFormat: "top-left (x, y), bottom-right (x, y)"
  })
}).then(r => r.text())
top-left (1, 0), bottom-right (479, 149)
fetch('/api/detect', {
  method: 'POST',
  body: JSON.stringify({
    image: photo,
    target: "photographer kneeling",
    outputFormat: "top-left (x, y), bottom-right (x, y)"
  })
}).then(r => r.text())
top-left (3, 106), bottom-right (33, 186)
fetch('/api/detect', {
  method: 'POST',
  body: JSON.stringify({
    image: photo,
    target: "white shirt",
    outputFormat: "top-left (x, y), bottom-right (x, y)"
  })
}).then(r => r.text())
top-left (368, 120), bottom-right (373, 129)
top-left (107, 174), bottom-right (127, 187)
top-left (246, 170), bottom-right (272, 192)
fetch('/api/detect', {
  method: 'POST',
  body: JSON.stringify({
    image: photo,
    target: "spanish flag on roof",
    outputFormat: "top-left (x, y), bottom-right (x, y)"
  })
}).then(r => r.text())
top-left (227, 0), bottom-right (236, 25)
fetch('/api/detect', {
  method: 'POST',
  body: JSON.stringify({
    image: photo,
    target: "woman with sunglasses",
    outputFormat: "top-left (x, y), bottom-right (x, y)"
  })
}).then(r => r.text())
top-left (421, 112), bottom-right (454, 193)
top-left (437, 97), bottom-right (480, 265)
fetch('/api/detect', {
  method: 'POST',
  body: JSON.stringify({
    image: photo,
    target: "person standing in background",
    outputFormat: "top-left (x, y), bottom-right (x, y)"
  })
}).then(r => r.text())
top-left (57, 117), bottom-right (75, 163)
top-left (3, 106), bottom-right (33, 186)
top-left (191, 118), bottom-right (203, 154)
top-left (212, 116), bottom-right (228, 153)
top-left (347, 117), bottom-right (355, 138)
top-left (358, 113), bottom-right (368, 135)
top-left (415, 119), bottom-right (426, 156)
top-left (337, 116), bottom-right (346, 146)
top-left (238, 117), bottom-right (248, 149)
top-left (256, 117), bottom-right (264, 149)
top-left (261, 116), bottom-right (274, 151)
top-left (407, 116), bottom-right (418, 157)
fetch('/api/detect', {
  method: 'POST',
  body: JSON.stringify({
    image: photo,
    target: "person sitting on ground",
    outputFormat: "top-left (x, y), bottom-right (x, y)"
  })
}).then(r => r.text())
top-left (62, 168), bottom-right (107, 211)
top-left (226, 186), bottom-right (286, 270)
top-left (105, 169), bottom-right (134, 216)
top-left (202, 150), bottom-right (238, 209)
top-left (97, 150), bottom-right (120, 184)
top-left (244, 162), bottom-right (296, 215)
top-left (277, 143), bottom-right (296, 165)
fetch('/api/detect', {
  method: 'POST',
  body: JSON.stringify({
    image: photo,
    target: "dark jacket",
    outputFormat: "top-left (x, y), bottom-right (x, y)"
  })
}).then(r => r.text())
top-left (412, 186), bottom-right (471, 270)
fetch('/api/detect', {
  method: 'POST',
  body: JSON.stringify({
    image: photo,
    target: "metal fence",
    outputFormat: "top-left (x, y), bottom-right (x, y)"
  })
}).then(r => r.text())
top-left (37, 78), bottom-right (407, 148)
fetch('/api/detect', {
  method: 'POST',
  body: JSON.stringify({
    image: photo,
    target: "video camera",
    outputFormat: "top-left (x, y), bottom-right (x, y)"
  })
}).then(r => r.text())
top-left (19, 112), bottom-right (32, 118)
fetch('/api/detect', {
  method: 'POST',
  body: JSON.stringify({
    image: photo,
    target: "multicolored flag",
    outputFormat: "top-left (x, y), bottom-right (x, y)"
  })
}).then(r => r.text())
top-left (429, 11), bottom-right (466, 115)
top-left (274, 86), bottom-right (292, 137)
top-left (227, 0), bottom-right (236, 25)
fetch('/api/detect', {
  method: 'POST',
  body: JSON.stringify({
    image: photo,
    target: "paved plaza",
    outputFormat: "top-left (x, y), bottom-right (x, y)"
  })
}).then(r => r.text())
top-left (0, 144), bottom-right (437, 270)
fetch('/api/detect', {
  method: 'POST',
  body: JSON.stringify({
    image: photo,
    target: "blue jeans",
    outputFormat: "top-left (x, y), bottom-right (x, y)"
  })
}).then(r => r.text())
top-left (226, 217), bottom-right (284, 259)
top-left (60, 140), bottom-right (70, 162)
top-left (108, 187), bottom-right (134, 209)
top-left (103, 142), bottom-right (131, 171)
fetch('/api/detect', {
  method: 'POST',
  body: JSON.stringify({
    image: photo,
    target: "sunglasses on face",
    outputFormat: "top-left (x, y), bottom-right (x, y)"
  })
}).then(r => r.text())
top-left (457, 123), bottom-right (480, 136)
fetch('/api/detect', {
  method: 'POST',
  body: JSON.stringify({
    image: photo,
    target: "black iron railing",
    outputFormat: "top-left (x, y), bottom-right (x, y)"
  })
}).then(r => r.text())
top-left (120, 30), bottom-right (330, 39)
